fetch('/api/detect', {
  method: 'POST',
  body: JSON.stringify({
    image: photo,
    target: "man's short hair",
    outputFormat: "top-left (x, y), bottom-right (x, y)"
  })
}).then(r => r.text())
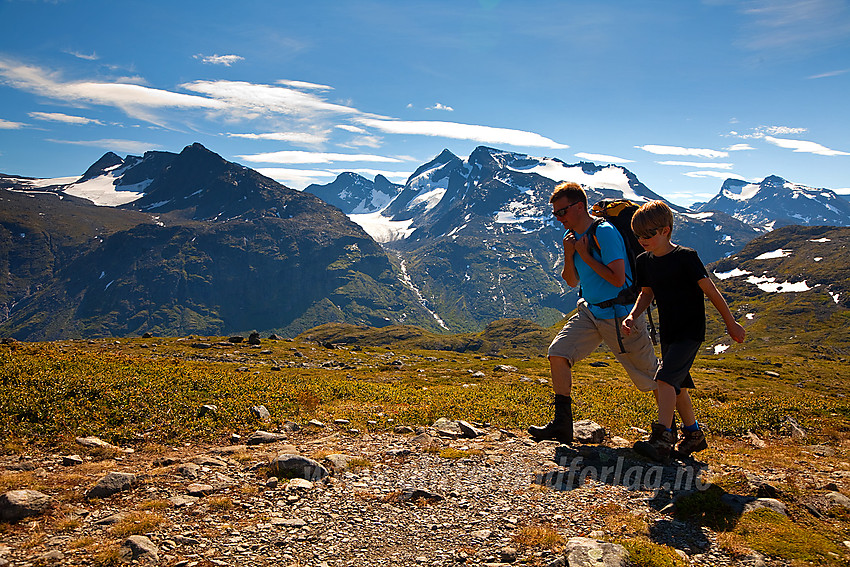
top-left (550, 182), bottom-right (587, 205)
top-left (632, 200), bottom-right (674, 235)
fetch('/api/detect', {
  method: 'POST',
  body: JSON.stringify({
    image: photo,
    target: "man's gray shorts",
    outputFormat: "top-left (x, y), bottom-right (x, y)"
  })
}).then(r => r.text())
top-left (548, 300), bottom-right (658, 392)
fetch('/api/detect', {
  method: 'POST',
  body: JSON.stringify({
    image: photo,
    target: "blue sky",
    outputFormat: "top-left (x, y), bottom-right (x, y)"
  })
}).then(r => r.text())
top-left (0, 0), bottom-right (848, 207)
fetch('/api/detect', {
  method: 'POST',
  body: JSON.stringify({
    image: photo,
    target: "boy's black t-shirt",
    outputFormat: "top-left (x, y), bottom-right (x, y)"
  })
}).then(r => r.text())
top-left (635, 245), bottom-right (709, 344)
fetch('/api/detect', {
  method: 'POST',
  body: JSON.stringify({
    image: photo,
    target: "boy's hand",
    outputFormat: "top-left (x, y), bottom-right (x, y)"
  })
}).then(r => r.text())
top-left (728, 321), bottom-right (746, 343)
top-left (621, 315), bottom-right (634, 336)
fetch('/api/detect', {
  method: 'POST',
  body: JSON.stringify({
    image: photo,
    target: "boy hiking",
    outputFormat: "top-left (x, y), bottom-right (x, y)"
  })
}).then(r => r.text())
top-left (621, 200), bottom-right (746, 462)
top-left (528, 182), bottom-right (658, 444)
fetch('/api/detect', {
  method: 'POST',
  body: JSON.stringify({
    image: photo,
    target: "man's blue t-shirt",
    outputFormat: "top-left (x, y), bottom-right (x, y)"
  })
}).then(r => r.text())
top-left (570, 220), bottom-right (633, 319)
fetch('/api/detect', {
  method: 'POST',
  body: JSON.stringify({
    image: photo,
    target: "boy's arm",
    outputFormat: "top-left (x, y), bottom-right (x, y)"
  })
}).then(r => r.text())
top-left (698, 277), bottom-right (746, 343)
top-left (621, 287), bottom-right (654, 336)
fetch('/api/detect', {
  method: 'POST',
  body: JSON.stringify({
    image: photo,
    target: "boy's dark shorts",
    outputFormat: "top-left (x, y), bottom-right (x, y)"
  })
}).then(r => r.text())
top-left (656, 339), bottom-right (700, 394)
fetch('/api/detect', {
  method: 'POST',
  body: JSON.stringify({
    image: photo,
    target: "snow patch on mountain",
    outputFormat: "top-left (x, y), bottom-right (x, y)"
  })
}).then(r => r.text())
top-left (349, 212), bottom-right (416, 243)
top-left (754, 248), bottom-right (792, 260)
top-left (505, 159), bottom-right (643, 201)
top-left (63, 176), bottom-right (151, 206)
top-left (746, 276), bottom-right (812, 293)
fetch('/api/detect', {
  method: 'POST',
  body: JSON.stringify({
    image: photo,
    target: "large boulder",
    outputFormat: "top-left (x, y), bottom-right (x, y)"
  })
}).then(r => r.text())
top-left (270, 454), bottom-right (328, 480)
top-left (86, 472), bottom-right (137, 499)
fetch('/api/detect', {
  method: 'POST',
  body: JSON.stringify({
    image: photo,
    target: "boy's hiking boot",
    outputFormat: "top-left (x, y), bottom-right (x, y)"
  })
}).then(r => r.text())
top-left (633, 422), bottom-right (675, 463)
top-left (674, 429), bottom-right (708, 458)
top-left (528, 395), bottom-right (573, 444)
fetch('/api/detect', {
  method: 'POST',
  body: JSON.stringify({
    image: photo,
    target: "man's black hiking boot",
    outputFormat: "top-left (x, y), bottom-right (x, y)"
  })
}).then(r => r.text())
top-left (633, 422), bottom-right (675, 463)
top-left (528, 394), bottom-right (573, 444)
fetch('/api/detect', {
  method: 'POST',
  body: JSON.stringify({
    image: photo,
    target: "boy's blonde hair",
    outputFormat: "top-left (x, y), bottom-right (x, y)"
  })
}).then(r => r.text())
top-left (632, 200), bottom-right (674, 236)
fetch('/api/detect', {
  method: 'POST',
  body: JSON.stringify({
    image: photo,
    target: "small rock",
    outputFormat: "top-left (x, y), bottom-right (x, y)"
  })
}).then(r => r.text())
top-left (248, 331), bottom-right (261, 345)
top-left (120, 535), bottom-right (159, 563)
top-left (35, 550), bottom-right (64, 563)
top-left (493, 364), bottom-right (518, 372)
top-left (783, 415), bottom-right (807, 440)
top-left (565, 537), bottom-right (629, 567)
top-left (458, 420), bottom-right (485, 438)
top-left (93, 511), bottom-right (131, 525)
top-left (287, 478), bottom-right (314, 491)
top-left (86, 472), bottom-right (137, 499)
top-left (75, 436), bottom-right (123, 452)
top-left (250, 405), bottom-right (271, 422)
top-left (197, 404), bottom-right (218, 418)
top-left (0, 490), bottom-right (52, 522)
top-left (186, 483), bottom-right (215, 497)
top-left (246, 430), bottom-right (286, 445)
top-left (266, 477), bottom-right (279, 489)
top-left (744, 497), bottom-right (786, 515)
top-left (228, 336), bottom-right (244, 343)
top-left (745, 430), bottom-right (766, 448)
top-left (62, 455), bottom-right (84, 466)
top-left (573, 420), bottom-right (606, 444)
top-left (270, 454), bottom-right (329, 481)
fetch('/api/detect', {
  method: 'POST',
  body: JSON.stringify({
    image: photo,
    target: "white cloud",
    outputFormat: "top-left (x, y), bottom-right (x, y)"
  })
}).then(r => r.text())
top-left (195, 54), bottom-right (244, 66)
top-left (765, 136), bottom-right (850, 156)
top-left (0, 118), bottom-right (26, 129)
top-left (256, 167), bottom-right (337, 188)
top-left (227, 131), bottom-right (328, 144)
top-left (0, 58), bottom-right (225, 123)
top-left (64, 50), bottom-right (98, 61)
top-left (28, 112), bottom-right (104, 125)
top-left (834, 187), bottom-right (850, 196)
top-left (683, 170), bottom-right (747, 180)
top-left (574, 152), bottom-right (633, 163)
top-left (808, 69), bottom-right (850, 79)
top-left (277, 79), bottom-right (334, 91)
top-left (180, 80), bottom-right (361, 119)
top-left (726, 143), bottom-right (755, 151)
top-left (727, 125), bottom-right (808, 139)
top-left (636, 144), bottom-right (728, 159)
top-left (336, 124), bottom-right (367, 133)
top-left (427, 103), bottom-right (454, 111)
top-left (355, 118), bottom-right (568, 149)
top-left (46, 138), bottom-right (161, 154)
top-left (238, 150), bottom-right (405, 164)
top-left (658, 161), bottom-right (734, 169)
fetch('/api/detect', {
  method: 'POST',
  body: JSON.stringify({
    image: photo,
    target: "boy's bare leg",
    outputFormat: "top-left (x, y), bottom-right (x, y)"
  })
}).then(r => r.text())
top-left (656, 381), bottom-right (677, 429)
top-left (550, 355), bottom-right (572, 396)
top-left (675, 389), bottom-right (697, 427)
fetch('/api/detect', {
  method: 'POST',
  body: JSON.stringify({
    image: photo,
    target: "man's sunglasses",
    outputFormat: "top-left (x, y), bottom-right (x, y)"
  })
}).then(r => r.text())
top-left (552, 201), bottom-right (583, 217)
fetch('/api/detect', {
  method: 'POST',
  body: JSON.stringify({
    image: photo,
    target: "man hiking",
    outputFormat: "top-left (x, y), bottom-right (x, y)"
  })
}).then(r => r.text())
top-left (528, 182), bottom-right (658, 444)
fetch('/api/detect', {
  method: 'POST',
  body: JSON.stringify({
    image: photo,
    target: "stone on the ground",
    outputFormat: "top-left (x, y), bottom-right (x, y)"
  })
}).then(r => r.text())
top-left (270, 454), bottom-right (328, 480)
top-left (86, 472), bottom-right (137, 499)
top-left (119, 535), bottom-right (159, 563)
top-left (250, 405), bottom-right (271, 422)
top-left (573, 420), bottom-right (606, 444)
top-left (198, 404), bottom-right (218, 418)
top-left (565, 537), bottom-right (629, 567)
top-left (246, 430), bottom-right (286, 445)
top-left (458, 420), bottom-right (485, 438)
top-left (0, 490), bottom-right (52, 522)
top-left (62, 455), bottom-right (83, 466)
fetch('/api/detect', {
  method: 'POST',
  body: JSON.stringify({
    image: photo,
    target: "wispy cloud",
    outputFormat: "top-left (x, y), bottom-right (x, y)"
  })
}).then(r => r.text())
top-left (277, 79), bottom-right (333, 91)
top-left (807, 69), bottom-right (850, 79)
top-left (29, 111), bottom-right (103, 125)
top-left (636, 145), bottom-right (728, 159)
top-left (658, 161), bottom-right (734, 169)
top-left (426, 103), bottom-right (454, 111)
top-left (683, 170), bottom-right (747, 180)
top-left (256, 167), bottom-right (337, 188)
top-left (737, 0), bottom-right (850, 53)
top-left (574, 152), bottom-right (633, 163)
top-left (765, 136), bottom-right (850, 156)
top-left (181, 80), bottom-right (361, 119)
top-left (0, 118), bottom-right (27, 129)
top-left (194, 54), bottom-right (244, 66)
top-left (46, 138), bottom-right (161, 154)
top-left (0, 58), bottom-right (224, 124)
top-left (336, 124), bottom-right (367, 133)
top-left (227, 131), bottom-right (328, 145)
top-left (356, 118), bottom-right (569, 149)
top-left (64, 49), bottom-right (98, 61)
top-left (238, 150), bottom-right (405, 164)
top-left (725, 143), bottom-right (756, 151)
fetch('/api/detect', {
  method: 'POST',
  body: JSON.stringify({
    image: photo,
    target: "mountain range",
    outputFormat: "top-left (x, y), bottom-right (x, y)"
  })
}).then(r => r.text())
top-left (1, 143), bottom-right (848, 340)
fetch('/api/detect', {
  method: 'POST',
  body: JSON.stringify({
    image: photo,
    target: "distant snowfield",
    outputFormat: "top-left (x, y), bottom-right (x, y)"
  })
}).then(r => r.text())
top-left (746, 276), bottom-right (812, 293)
top-left (349, 212), bottom-right (416, 243)
top-left (714, 267), bottom-right (751, 280)
top-left (754, 248), bottom-right (792, 260)
top-left (63, 176), bottom-right (151, 206)
top-left (505, 160), bottom-right (644, 201)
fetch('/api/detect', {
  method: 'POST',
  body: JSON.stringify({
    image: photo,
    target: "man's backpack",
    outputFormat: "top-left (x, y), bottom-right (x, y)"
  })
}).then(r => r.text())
top-left (584, 198), bottom-right (658, 348)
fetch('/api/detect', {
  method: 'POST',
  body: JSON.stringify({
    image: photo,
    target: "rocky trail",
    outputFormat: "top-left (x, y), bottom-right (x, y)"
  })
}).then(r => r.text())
top-left (1, 417), bottom-right (848, 566)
